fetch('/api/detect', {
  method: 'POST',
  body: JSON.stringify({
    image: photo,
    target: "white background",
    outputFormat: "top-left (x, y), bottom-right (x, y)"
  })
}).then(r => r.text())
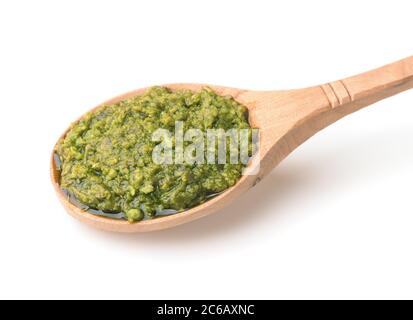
top-left (1, 0), bottom-right (412, 300)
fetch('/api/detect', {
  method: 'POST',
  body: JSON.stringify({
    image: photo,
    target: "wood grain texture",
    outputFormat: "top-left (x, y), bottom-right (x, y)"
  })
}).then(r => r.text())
top-left (51, 56), bottom-right (413, 232)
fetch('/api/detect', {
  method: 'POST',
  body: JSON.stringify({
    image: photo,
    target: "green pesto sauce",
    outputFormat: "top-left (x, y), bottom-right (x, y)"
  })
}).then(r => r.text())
top-left (56, 87), bottom-right (252, 222)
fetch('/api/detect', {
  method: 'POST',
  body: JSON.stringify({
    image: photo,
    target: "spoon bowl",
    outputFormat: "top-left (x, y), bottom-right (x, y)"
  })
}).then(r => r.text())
top-left (51, 56), bottom-right (413, 232)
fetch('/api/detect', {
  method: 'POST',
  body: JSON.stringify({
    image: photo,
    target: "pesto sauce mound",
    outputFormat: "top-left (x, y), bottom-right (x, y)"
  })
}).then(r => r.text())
top-left (57, 87), bottom-right (251, 222)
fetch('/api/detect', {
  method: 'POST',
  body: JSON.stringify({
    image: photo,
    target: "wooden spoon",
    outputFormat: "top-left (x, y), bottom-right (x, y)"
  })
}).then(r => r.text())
top-left (51, 56), bottom-right (413, 232)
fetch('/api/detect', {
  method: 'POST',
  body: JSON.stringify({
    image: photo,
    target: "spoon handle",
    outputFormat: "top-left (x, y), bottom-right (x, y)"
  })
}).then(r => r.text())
top-left (321, 56), bottom-right (413, 110)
